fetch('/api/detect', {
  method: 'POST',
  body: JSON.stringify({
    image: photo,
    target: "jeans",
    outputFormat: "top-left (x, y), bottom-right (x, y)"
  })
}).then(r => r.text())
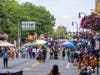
top-left (3, 58), bottom-right (8, 68)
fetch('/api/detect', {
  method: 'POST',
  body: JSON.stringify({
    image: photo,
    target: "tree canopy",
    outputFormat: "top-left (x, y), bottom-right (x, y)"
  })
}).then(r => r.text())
top-left (54, 26), bottom-right (67, 39)
top-left (0, 0), bottom-right (55, 41)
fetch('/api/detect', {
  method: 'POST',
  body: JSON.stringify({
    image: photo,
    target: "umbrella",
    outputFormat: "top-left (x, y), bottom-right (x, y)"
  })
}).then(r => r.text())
top-left (64, 43), bottom-right (74, 48)
top-left (62, 41), bottom-right (74, 48)
top-left (62, 41), bottom-right (72, 45)
top-left (70, 40), bottom-right (77, 45)
top-left (24, 42), bottom-right (37, 46)
top-left (0, 41), bottom-right (15, 47)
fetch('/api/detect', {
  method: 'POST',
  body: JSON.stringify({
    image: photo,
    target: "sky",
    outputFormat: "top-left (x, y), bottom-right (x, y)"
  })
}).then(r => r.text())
top-left (17, 0), bottom-right (95, 32)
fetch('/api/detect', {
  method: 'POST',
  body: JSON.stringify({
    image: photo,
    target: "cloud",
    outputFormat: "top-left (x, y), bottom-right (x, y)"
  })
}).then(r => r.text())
top-left (16, 0), bottom-right (95, 32)
top-left (62, 15), bottom-right (72, 19)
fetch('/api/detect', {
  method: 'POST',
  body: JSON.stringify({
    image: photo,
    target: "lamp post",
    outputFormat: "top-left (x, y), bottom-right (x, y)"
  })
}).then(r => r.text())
top-left (78, 12), bottom-right (87, 42)
top-left (72, 21), bottom-right (78, 36)
top-left (78, 12), bottom-right (86, 18)
top-left (18, 22), bottom-right (21, 50)
top-left (79, 12), bottom-right (100, 75)
top-left (78, 12), bottom-right (90, 66)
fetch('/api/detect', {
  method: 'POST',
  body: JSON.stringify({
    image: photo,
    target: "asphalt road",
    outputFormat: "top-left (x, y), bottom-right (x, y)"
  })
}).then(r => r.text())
top-left (0, 55), bottom-right (79, 75)
top-left (23, 59), bottom-right (79, 75)
top-left (0, 55), bottom-right (99, 75)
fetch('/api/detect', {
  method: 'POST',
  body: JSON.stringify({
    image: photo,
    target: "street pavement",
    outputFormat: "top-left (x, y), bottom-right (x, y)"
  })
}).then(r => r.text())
top-left (23, 58), bottom-right (79, 75)
top-left (0, 55), bottom-right (99, 75)
top-left (0, 58), bottom-right (38, 69)
top-left (0, 55), bottom-right (79, 75)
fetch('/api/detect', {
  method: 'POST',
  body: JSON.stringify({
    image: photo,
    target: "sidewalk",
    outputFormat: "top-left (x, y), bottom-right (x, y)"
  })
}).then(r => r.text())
top-left (0, 58), bottom-right (37, 69)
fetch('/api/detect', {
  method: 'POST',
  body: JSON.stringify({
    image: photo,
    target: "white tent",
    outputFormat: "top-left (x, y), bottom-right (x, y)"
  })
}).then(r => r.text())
top-left (0, 41), bottom-right (15, 47)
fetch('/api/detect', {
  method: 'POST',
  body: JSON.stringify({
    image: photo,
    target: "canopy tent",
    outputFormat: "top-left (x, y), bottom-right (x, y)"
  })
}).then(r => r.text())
top-left (41, 37), bottom-right (48, 40)
top-left (35, 40), bottom-right (47, 45)
top-left (24, 42), bottom-right (37, 47)
top-left (0, 41), bottom-right (15, 47)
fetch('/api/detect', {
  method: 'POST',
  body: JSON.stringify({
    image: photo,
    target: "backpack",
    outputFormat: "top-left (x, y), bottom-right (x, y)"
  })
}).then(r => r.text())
top-left (3, 51), bottom-right (9, 58)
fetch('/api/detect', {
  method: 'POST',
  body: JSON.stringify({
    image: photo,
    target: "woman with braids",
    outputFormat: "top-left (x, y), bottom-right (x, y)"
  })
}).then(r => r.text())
top-left (48, 64), bottom-right (61, 75)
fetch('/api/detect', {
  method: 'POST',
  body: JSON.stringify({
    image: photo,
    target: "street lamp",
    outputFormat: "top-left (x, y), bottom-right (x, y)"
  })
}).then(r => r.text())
top-left (78, 11), bottom-right (100, 75)
top-left (78, 12), bottom-right (86, 19)
top-left (72, 21), bottom-right (78, 36)
top-left (18, 22), bottom-right (21, 50)
top-left (78, 12), bottom-right (90, 66)
top-left (78, 12), bottom-right (87, 42)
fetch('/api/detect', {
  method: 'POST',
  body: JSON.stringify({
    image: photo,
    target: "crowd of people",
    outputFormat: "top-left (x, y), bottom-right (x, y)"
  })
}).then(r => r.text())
top-left (66, 46), bottom-right (97, 75)
top-left (0, 40), bottom-right (98, 75)
top-left (47, 41), bottom-right (98, 75)
top-left (0, 45), bottom-right (48, 68)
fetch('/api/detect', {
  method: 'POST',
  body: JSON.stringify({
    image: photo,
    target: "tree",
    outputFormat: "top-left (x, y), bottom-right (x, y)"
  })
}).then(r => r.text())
top-left (55, 26), bottom-right (67, 39)
top-left (1, 0), bottom-right (55, 41)
top-left (0, 0), bottom-right (9, 33)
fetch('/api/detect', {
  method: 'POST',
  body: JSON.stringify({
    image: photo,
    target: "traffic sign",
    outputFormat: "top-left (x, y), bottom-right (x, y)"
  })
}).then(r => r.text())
top-left (21, 22), bottom-right (35, 30)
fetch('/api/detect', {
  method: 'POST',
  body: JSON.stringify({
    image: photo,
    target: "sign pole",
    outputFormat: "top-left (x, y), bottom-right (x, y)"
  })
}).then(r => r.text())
top-left (18, 22), bottom-right (21, 50)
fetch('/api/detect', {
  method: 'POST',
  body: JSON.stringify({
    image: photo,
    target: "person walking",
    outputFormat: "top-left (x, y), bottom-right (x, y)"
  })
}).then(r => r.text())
top-left (73, 52), bottom-right (78, 66)
top-left (10, 49), bottom-right (14, 59)
top-left (38, 50), bottom-right (42, 63)
top-left (29, 46), bottom-right (33, 58)
top-left (62, 48), bottom-right (65, 60)
top-left (42, 49), bottom-right (47, 62)
top-left (90, 56), bottom-right (96, 73)
top-left (48, 64), bottom-right (61, 75)
top-left (3, 47), bottom-right (10, 68)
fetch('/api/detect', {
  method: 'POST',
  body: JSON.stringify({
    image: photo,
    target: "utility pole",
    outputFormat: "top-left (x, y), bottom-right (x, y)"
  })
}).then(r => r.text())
top-left (18, 22), bottom-right (21, 50)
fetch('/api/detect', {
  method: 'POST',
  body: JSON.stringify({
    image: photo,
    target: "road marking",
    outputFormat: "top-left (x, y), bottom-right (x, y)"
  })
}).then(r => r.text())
top-left (23, 56), bottom-right (50, 71)
top-left (31, 62), bottom-right (40, 67)
top-left (23, 67), bottom-right (30, 71)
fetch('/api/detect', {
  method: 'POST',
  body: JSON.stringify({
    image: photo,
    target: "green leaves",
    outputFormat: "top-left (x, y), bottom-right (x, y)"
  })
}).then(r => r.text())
top-left (0, 0), bottom-right (55, 41)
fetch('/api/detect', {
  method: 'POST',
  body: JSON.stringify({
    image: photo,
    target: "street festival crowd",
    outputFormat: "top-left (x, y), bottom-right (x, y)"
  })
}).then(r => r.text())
top-left (0, 39), bottom-right (99, 75)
